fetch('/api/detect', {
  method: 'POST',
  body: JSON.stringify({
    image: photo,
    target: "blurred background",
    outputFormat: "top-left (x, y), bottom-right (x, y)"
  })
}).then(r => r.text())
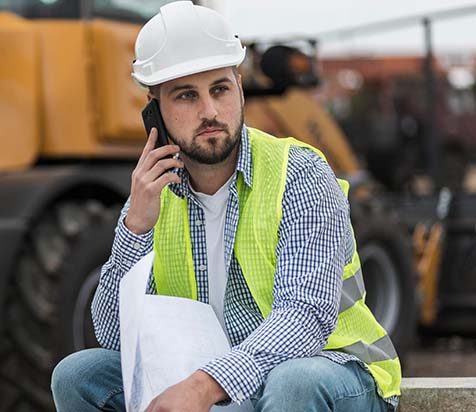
top-left (1, 0), bottom-right (476, 410)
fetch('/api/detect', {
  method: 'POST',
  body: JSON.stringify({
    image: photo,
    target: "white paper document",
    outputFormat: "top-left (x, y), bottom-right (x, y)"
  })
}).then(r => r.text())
top-left (120, 252), bottom-right (254, 412)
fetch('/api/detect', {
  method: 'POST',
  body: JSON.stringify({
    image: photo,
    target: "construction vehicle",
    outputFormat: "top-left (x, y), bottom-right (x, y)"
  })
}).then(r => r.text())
top-left (317, 6), bottom-right (476, 338)
top-left (320, 55), bottom-right (476, 193)
top-left (0, 1), bottom-right (416, 410)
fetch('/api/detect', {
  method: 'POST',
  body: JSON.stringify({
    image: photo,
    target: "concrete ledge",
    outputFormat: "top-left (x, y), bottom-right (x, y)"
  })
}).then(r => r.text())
top-left (398, 378), bottom-right (476, 411)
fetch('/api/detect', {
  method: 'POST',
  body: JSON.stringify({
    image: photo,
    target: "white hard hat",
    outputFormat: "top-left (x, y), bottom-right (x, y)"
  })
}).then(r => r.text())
top-left (132, 1), bottom-right (246, 86)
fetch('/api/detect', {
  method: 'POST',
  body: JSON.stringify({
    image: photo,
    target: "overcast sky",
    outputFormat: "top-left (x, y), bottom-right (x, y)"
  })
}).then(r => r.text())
top-left (219, 0), bottom-right (476, 56)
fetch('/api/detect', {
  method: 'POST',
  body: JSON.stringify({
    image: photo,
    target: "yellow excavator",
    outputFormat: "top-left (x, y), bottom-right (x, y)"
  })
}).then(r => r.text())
top-left (0, 1), bottom-right (418, 410)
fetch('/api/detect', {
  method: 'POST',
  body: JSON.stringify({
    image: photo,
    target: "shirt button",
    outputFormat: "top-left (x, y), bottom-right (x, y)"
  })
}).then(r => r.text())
top-left (132, 242), bottom-right (141, 251)
top-left (195, 219), bottom-right (203, 226)
top-left (198, 264), bottom-right (207, 271)
top-left (236, 391), bottom-right (245, 401)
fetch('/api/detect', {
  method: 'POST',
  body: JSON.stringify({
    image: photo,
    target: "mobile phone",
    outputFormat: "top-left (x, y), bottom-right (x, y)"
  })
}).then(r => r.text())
top-left (141, 98), bottom-right (169, 149)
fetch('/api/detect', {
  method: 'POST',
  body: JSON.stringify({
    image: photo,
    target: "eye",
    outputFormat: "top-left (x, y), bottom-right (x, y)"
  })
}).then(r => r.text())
top-left (176, 90), bottom-right (198, 100)
top-left (211, 85), bottom-right (229, 95)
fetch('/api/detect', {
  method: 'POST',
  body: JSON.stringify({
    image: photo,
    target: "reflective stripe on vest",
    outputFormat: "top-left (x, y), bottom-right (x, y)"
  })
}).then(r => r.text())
top-left (340, 269), bottom-right (365, 313)
top-left (152, 127), bottom-right (401, 398)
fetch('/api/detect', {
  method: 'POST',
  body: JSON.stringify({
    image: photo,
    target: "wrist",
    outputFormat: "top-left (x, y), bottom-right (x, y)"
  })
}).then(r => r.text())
top-left (190, 370), bottom-right (228, 405)
top-left (124, 214), bottom-right (149, 235)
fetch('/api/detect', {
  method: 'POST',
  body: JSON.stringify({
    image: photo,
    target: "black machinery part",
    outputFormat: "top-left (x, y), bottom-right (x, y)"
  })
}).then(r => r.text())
top-left (0, 164), bottom-right (132, 411)
top-left (353, 209), bottom-right (418, 358)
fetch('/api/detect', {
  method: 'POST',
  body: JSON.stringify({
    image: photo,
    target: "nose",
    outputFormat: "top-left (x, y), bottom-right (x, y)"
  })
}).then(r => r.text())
top-left (198, 94), bottom-right (218, 120)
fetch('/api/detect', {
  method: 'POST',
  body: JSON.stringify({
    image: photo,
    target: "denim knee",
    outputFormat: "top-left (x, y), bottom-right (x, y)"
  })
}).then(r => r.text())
top-left (277, 359), bottom-right (332, 393)
top-left (253, 357), bottom-right (323, 411)
top-left (51, 348), bottom-right (123, 411)
top-left (51, 350), bottom-right (87, 401)
top-left (254, 357), bottom-right (377, 412)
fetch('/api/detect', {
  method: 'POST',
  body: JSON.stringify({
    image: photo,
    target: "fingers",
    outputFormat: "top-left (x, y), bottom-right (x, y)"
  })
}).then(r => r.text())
top-left (132, 145), bottom-right (181, 186)
top-left (126, 168), bottom-right (181, 234)
top-left (127, 130), bottom-right (183, 235)
top-left (140, 169), bottom-right (181, 199)
top-left (155, 170), bottom-right (182, 189)
top-left (146, 155), bottom-right (183, 179)
top-left (131, 156), bottom-right (182, 196)
top-left (137, 127), bottom-right (158, 168)
top-left (141, 144), bottom-right (181, 173)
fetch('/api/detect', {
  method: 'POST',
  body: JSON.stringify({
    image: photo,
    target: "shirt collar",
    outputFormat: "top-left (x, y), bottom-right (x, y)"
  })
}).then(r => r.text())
top-left (236, 125), bottom-right (253, 188)
top-left (168, 125), bottom-right (253, 199)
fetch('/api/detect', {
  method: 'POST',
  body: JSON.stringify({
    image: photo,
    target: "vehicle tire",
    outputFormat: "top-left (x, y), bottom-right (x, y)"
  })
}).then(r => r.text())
top-left (0, 199), bottom-right (121, 412)
top-left (352, 211), bottom-right (418, 359)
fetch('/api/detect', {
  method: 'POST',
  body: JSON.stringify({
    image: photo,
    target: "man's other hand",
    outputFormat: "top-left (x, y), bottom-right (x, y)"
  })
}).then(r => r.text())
top-left (145, 370), bottom-right (228, 412)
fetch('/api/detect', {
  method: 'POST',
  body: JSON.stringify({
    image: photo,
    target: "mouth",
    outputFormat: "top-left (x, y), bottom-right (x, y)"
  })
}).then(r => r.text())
top-left (196, 128), bottom-right (224, 137)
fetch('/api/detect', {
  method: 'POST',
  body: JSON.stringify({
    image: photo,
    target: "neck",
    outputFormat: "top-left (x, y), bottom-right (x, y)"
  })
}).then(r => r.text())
top-left (184, 145), bottom-right (240, 195)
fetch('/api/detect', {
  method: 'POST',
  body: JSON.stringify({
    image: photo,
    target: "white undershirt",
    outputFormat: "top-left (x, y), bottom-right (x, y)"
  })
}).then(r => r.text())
top-left (189, 175), bottom-right (233, 336)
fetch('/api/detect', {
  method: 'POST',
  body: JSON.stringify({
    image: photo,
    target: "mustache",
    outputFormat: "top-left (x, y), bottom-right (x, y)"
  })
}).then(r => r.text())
top-left (194, 119), bottom-right (229, 135)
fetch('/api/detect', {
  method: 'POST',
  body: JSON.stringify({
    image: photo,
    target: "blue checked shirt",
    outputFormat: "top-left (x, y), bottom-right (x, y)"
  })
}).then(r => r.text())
top-left (92, 127), bottom-right (397, 409)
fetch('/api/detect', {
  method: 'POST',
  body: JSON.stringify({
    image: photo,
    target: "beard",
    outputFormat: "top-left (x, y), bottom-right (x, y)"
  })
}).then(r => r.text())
top-left (168, 111), bottom-right (244, 165)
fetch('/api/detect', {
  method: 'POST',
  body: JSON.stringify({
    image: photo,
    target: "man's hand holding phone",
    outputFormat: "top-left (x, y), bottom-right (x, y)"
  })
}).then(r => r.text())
top-left (125, 128), bottom-right (183, 235)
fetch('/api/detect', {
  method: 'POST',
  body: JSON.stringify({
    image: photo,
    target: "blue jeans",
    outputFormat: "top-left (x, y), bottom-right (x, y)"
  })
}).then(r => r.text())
top-left (51, 348), bottom-right (390, 411)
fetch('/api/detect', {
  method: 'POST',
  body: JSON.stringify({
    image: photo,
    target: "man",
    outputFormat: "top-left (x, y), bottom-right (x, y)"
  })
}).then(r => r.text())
top-left (51, 2), bottom-right (401, 411)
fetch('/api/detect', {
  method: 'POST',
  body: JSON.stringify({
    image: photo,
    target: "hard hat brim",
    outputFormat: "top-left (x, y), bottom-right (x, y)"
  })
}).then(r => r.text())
top-left (132, 48), bottom-right (246, 87)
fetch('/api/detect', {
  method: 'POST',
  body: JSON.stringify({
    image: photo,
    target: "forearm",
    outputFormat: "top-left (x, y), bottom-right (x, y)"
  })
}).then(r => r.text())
top-left (201, 284), bottom-right (340, 402)
top-left (92, 136), bottom-right (184, 349)
top-left (92, 199), bottom-right (154, 349)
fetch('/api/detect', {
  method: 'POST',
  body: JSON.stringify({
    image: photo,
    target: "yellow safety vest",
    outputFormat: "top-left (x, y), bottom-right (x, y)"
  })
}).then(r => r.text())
top-left (153, 127), bottom-right (401, 399)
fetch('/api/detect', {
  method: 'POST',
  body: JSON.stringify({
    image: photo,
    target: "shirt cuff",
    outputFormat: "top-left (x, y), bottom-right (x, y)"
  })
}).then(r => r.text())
top-left (200, 349), bottom-right (263, 404)
top-left (111, 216), bottom-right (153, 271)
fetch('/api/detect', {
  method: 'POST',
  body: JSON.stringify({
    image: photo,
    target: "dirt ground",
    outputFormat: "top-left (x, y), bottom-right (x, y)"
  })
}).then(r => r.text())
top-left (403, 337), bottom-right (476, 377)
